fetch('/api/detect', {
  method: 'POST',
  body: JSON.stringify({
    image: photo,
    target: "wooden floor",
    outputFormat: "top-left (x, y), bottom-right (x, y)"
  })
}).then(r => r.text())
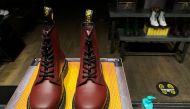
top-left (125, 56), bottom-right (190, 102)
top-left (1, 8), bottom-right (190, 103)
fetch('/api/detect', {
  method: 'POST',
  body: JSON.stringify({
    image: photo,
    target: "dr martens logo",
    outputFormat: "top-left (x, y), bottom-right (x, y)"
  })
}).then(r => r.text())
top-left (156, 82), bottom-right (179, 97)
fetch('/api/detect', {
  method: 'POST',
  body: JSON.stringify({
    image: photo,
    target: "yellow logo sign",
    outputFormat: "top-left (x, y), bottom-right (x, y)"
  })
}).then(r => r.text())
top-left (157, 82), bottom-right (178, 97)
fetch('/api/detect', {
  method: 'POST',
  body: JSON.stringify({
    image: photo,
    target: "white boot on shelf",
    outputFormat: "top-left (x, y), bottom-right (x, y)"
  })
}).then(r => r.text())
top-left (150, 11), bottom-right (159, 27)
top-left (0, 9), bottom-right (9, 16)
top-left (3, 10), bottom-right (9, 16)
top-left (0, 10), bottom-right (3, 15)
top-left (158, 11), bottom-right (167, 27)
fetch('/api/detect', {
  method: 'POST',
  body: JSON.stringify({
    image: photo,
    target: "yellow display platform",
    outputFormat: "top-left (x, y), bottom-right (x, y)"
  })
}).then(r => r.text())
top-left (14, 62), bottom-right (122, 109)
top-left (144, 25), bottom-right (170, 36)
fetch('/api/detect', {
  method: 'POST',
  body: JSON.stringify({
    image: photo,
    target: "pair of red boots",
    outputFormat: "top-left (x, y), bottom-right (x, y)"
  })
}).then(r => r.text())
top-left (28, 8), bottom-right (110, 109)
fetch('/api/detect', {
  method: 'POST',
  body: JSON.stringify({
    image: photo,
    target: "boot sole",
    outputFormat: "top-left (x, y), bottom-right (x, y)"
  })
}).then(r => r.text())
top-left (27, 60), bottom-right (68, 109)
top-left (72, 89), bottom-right (110, 109)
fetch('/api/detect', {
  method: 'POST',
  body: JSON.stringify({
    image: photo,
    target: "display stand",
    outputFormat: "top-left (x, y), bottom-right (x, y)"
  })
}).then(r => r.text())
top-left (6, 58), bottom-right (132, 109)
top-left (109, 6), bottom-right (190, 63)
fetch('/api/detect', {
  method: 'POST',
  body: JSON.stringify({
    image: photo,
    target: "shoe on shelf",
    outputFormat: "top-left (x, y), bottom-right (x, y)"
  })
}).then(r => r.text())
top-left (3, 10), bottom-right (9, 16)
top-left (0, 9), bottom-right (9, 16)
top-left (150, 11), bottom-right (159, 27)
top-left (158, 11), bottom-right (167, 27)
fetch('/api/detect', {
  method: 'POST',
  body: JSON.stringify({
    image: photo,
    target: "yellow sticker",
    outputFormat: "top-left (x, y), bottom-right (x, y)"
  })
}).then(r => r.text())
top-left (157, 82), bottom-right (179, 97)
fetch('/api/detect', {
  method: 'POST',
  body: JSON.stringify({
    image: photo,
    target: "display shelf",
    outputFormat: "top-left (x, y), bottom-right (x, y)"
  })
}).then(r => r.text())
top-left (109, 28), bottom-right (190, 62)
top-left (118, 42), bottom-right (175, 53)
top-left (109, 3), bottom-right (190, 63)
top-left (118, 28), bottom-right (190, 42)
top-left (109, 8), bottom-right (190, 18)
top-left (111, 34), bottom-right (189, 62)
top-left (6, 58), bottom-right (133, 109)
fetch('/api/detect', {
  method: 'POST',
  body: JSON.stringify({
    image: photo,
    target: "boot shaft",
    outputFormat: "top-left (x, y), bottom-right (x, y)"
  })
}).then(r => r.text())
top-left (77, 10), bottom-right (106, 86)
top-left (35, 6), bottom-right (65, 84)
top-left (74, 10), bottom-right (110, 109)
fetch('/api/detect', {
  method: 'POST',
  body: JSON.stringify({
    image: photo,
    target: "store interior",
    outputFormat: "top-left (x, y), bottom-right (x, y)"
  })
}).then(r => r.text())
top-left (1, 0), bottom-right (190, 108)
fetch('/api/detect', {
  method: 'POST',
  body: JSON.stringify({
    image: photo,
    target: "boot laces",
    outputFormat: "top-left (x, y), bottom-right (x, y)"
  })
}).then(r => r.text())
top-left (82, 34), bottom-right (97, 82)
top-left (39, 31), bottom-right (54, 79)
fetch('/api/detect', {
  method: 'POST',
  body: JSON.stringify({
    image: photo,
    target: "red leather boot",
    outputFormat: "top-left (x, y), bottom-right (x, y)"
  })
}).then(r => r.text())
top-left (73, 9), bottom-right (110, 109)
top-left (28, 6), bottom-right (67, 109)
